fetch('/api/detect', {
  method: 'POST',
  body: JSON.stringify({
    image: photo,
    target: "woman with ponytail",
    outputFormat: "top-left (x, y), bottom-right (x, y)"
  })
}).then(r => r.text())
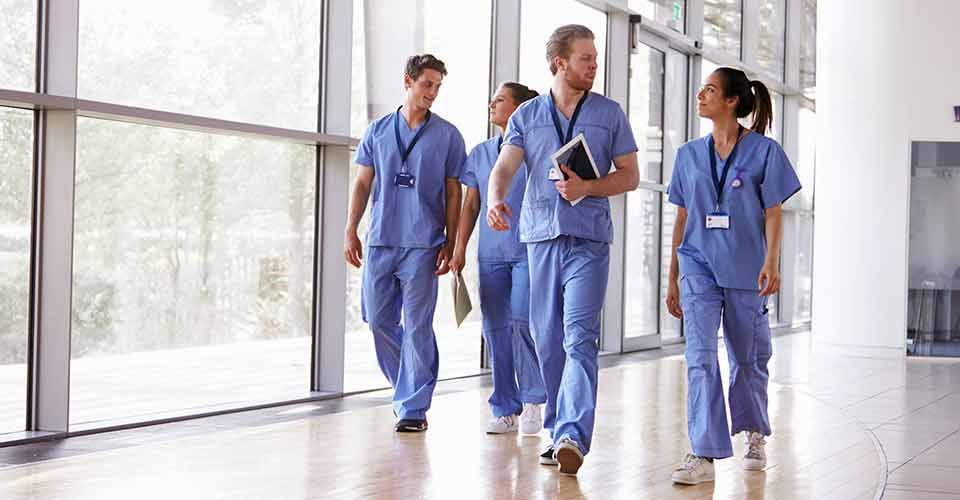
top-left (449, 82), bottom-right (546, 436)
top-left (666, 67), bottom-right (801, 485)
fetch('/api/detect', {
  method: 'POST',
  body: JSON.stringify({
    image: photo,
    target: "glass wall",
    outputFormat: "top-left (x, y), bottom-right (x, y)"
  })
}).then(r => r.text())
top-left (70, 119), bottom-right (316, 425)
top-left (625, 43), bottom-right (665, 342)
top-left (630, 0), bottom-right (685, 32)
top-left (78, 0), bottom-right (322, 131)
top-left (800, 0), bottom-right (817, 100)
top-left (757, 0), bottom-right (786, 80)
top-left (519, 0), bottom-right (608, 95)
top-left (703, 0), bottom-right (742, 57)
top-left (0, 0), bottom-right (35, 91)
top-left (346, 0), bottom-right (492, 392)
top-left (0, 108), bottom-right (33, 434)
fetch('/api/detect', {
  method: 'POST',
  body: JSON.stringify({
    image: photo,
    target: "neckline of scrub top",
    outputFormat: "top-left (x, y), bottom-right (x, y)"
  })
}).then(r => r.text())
top-left (497, 134), bottom-right (503, 151)
top-left (394, 106), bottom-right (432, 171)
top-left (548, 90), bottom-right (589, 147)
top-left (707, 125), bottom-right (746, 208)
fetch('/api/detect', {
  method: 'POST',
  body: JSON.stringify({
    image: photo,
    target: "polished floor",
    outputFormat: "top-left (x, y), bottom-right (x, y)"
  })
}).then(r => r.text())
top-left (2, 330), bottom-right (959, 498)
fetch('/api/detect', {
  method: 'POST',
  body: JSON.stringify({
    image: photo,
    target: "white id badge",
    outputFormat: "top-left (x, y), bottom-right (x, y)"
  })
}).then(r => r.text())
top-left (547, 167), bottom-right (563, 181)
top-left (706, 212), bottom-right (730, 229)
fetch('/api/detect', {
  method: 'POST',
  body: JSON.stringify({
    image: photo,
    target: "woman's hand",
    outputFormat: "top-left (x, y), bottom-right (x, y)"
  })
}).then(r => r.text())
top-left (449, 247), bottom-right (466, 275)
top-left (666, 279), bottom-right (683, 318)
top-left (758, 261), bottom-right (781, 296)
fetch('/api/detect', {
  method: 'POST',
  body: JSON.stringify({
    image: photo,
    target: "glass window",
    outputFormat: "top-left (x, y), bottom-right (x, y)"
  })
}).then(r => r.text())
top-left (757, 0), bottom-right (786, 81)
top-left (697, 59), bottom-right (719, 137)
top-left (519, 0), bottom-right (608, 96)
top-left (800, 0), bottom-right (817, 100)
top-left (624, 42), bottom-right (665, 341)
top-left (793, 213), bottom-right (814, 322)
top-left (70, 119), bottom-right (316, 426)
top-left (78, 1), bottom-right (322, 131)
top-left (660, 49), bottom-right (687, 340)
top-left (624, 190), bottom-right (662, 339)
top-left (630, 0), bottom-right (685, 32)
top-left (346, 0), bottom-right (492, 391)
top-left (0, 108), bottom-right (33, 435)
top-left (350, 0), bottom-right (492, 147)
top-left (0, 1), bottom-right (36, 91)
top-left (629, 45), bottom-right (665, 183)
top-left (769, 91), bottom-right (783, 141)
top-left (703, 0), bottom-right (742, 58)
top-left (790, 106), bottom-right (816, 209)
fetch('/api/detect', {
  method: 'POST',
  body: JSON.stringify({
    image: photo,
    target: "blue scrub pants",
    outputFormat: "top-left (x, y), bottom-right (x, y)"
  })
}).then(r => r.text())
top-left (478, 259), bottom-right (547, 417)
top-left (681, 272), bottom-right (772, 459)
top-left (527, 236), bottom-right (609, 454)
top-left (361, 245), bottom-right (439, 421)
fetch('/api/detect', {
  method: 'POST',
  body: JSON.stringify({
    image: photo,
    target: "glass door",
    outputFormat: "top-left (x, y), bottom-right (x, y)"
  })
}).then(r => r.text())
top-left (623, 27), bottom-right (667, 352)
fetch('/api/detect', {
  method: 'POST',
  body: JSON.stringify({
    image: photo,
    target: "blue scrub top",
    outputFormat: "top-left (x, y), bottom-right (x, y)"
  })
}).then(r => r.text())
top-left (503, 92), bottom-right (638, 244)
top-left (355, 109), bottom-right (466, 248)
top-left (460, 136), bottom-right (527, 262)
top-left (667, 132), bottom-right (802, 290)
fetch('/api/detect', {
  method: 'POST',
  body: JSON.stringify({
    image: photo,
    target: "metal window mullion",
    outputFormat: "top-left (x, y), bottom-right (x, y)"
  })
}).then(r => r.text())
top-left (29, 0), bottom-right (80, 433)
top-left (313, 0), bottom-right (353, 394)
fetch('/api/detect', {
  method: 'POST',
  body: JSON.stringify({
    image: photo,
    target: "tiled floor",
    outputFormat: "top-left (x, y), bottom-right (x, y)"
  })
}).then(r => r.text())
top-left (2, 328), bottom-right (960, 498)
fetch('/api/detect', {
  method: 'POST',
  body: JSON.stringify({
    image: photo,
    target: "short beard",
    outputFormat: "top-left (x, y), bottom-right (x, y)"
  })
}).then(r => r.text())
top-left (564, 73), bottom-right (593, 92)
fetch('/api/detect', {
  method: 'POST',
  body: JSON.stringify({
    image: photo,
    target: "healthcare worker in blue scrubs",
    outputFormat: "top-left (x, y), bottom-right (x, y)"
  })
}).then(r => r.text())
top-left (449, 82), bottom-right (546, 436)
top-left (486, 25), bottom-right (640, 475)
top-left (344, 54), bottom-right (466, 433)
top-left (666, 67), bottom-right (801, 485)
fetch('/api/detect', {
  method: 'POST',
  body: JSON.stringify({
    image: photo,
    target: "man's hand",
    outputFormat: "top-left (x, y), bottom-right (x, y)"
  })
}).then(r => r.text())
top-left (555, 165), bottom-right (590, 202)
top-left (449, 247), bottom-right (467, 274)
top-left (666, 280), bottom-right (683, 318)
top-left (344, 230), bottom-right (363, 268)
top-left (435, 243), bottom-right (454, 276)
top-left (487, 201), bottom-right (513, 232)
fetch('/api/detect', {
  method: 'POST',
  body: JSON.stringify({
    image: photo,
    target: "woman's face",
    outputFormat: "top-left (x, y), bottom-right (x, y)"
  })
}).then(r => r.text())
top-left (489, 86), bottom-right (520, 128)
top-left (697, 71), bottom-right (737, 120)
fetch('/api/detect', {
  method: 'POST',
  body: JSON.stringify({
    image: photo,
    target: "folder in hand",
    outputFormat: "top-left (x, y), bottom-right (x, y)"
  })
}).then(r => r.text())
top-left (549, 132), bottom-right (600, 206)
top-left (452, 271), bottom-right (473, 327)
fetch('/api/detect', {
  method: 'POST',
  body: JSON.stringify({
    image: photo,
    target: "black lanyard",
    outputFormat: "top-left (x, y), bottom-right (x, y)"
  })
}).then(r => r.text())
top-left (394, 106), bottom-right (432, 171)
top-left (549, 90), bottom-right (589, 147)
top-left (708, 125), bottom-right (745, 209)
top-left (497, 135), bottom-right (503, 152)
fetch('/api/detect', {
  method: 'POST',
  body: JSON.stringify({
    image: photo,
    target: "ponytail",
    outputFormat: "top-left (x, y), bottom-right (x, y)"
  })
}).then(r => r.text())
top-left (714, 67), bottom-right (774, 136)
top-left (749, 80), bottom-right (773, 136)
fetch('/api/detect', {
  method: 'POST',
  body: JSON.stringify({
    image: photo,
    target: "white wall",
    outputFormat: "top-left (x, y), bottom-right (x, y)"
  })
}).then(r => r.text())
top-left (814, 0), bottom-right (960, 352)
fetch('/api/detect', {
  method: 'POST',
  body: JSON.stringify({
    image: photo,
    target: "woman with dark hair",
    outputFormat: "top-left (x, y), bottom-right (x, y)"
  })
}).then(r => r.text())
top-left (666, 67), bottom-right (801, 485)
top-left (450, 82), bottom-right (546, 436)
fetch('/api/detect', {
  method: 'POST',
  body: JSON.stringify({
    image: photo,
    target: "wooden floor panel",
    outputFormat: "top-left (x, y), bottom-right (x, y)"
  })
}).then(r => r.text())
top-left (0, 350), bottom-right (884, 500)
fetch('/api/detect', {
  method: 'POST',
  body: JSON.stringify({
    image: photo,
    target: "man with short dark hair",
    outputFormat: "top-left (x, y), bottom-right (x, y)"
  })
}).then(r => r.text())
top-left (344, 53), bottom-right (465, 433)
top-left (487, 25), bottom-right (640, 474)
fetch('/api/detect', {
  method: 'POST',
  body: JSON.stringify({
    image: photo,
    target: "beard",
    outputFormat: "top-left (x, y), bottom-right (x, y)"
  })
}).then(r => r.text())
top-left (564, 72), bottom-right (594, 92)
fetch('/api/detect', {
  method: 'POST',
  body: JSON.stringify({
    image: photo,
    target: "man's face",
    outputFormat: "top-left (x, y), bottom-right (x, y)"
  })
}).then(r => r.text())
top-left (558, 38), bottom-right (598, 91)
top-left (405, 68), bottom-right (443, 110)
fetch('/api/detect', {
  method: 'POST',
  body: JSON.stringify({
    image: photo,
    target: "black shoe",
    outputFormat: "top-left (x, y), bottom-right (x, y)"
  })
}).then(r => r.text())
top-left (539, 446), bottom-right (558, 465)
top-left (394, 419), bottom-right (428, 432)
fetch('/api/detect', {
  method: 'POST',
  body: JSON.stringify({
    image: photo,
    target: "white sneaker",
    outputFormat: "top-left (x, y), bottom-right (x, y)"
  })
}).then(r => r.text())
top-left (520, 404), bottom-right (543, 435)
top-left (485, 414), bottom-right (518, 434)
top-left (671, 453), bottom-right (715, 485)
top-left (743, 431), bottom-right (767, 470)
top-left (554, 437), bottom-right (584, 475)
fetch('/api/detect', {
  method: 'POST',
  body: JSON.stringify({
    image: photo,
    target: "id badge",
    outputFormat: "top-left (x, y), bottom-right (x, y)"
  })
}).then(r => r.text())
top-left (394, 173), bottom-right (416, 188)
top-left (547, 167), bottom-right (563, 181)
top-left (706, 212), bottom-right (730, 230)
